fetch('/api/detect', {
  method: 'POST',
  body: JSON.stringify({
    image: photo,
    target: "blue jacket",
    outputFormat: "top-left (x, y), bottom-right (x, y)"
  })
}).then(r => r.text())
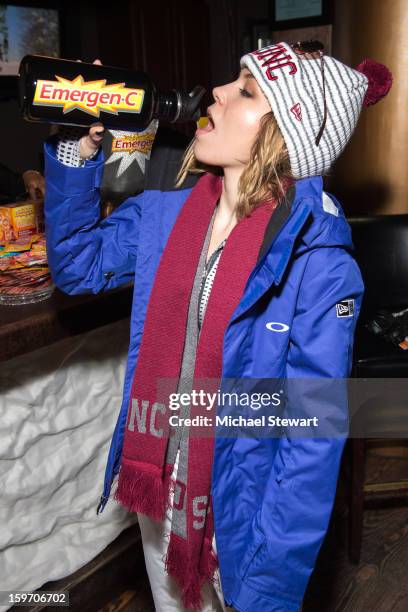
top-left (44, 137), bottom-right (364, 612)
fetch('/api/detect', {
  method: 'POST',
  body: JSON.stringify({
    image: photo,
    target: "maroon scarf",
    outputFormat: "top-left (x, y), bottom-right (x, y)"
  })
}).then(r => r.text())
top-left (115, 173), bottom-right (276, 609)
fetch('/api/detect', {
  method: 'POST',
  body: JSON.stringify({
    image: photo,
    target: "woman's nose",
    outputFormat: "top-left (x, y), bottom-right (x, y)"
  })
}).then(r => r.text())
top-left (212, 85), bottom-right (226, 104)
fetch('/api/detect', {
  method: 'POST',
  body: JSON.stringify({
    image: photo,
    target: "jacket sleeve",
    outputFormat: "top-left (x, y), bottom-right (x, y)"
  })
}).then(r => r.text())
top-left (44, 138), bottom-right (143, 295)
top-left (245, 247), bottom-right (364, 610)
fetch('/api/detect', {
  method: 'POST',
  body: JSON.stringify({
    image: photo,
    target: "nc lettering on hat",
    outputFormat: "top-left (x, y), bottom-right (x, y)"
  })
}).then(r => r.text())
top-left (241, 41), bottom-right (392, 179)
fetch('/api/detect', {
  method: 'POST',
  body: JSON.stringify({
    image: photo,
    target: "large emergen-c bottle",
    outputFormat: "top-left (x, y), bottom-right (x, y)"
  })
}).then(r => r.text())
top-left (19, 55), bottom-right (205, 130)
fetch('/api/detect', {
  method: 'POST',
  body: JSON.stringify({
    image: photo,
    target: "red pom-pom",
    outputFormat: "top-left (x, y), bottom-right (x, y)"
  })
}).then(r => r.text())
top-left (355, 59), bottom-right (393, 107)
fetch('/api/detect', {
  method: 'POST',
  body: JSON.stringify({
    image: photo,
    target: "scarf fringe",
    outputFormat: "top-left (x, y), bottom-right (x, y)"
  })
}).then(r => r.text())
top-left (114, 462), bottom-right (173, 522)
top-left (164, 462), bottom-right (177, 514)
top-left (164, 533), bottom-right (218, 610)
top-left (201, 541), bottom-right (219, 586)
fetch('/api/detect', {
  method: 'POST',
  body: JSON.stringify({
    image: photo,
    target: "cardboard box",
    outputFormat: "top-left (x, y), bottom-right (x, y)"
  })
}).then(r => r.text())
top-left (0, 200), bottom-right (44, 244)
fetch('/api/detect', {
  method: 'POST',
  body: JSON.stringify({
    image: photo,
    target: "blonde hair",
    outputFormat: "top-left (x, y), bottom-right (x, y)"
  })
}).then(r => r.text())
top-left (175, 111), bottom-right (292, 220)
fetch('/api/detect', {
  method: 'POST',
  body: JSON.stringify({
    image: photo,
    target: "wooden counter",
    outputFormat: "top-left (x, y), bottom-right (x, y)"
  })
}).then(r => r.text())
top-left (0, 284), bottom-right (133, 363)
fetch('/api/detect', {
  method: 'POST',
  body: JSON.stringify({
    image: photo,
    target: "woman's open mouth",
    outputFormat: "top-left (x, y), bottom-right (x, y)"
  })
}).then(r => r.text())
top-left (196, 115), bottom-right (215, 136)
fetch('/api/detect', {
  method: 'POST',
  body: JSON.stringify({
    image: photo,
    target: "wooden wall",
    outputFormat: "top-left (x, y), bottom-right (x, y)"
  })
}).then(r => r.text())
top-left (330, 0), bottom-right (407, 215)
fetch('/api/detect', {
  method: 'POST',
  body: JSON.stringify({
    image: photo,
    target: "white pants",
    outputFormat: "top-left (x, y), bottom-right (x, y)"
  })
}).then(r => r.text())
top-left (137, 451), bottom-right (233, 612)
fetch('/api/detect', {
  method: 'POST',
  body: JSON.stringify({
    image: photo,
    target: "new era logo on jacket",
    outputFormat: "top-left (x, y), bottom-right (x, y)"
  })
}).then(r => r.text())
top-left (336, 299), bottom-right (355, 317)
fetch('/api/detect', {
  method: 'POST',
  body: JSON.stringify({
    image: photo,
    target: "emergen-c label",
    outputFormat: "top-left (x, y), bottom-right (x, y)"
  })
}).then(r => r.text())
top-left (111, 132), bottom-right (156, 156)
top-left (33, 74), bottom-right (145, 117)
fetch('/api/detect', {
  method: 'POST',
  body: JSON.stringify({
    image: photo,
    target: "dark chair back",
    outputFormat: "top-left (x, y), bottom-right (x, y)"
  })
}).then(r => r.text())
top-left (348, 215), bottom-right (408, 371)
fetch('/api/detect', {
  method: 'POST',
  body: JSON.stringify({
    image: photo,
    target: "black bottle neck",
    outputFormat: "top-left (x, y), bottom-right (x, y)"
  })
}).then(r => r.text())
top-left (155, 91), bottom-right (181, 122)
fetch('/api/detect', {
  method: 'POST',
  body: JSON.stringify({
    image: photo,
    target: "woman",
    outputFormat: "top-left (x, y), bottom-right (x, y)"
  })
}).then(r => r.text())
top-left (44, 42), bottom-right (391, 612)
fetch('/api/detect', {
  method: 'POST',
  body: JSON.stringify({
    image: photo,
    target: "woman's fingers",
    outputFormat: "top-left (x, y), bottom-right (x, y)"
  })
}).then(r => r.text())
top-left (79, 122), bottom-right (105, 158)
top-left (89, 123), bottom-right (105, 144)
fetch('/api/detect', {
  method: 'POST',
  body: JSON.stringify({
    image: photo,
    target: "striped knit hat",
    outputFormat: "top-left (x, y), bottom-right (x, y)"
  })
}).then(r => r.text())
top-left (240, 41), bottom-right (392, 179)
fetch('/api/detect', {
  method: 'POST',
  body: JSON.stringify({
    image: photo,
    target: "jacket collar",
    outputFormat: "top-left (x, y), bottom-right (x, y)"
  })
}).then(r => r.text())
top-left (229, 177), bottom-right (324, 324)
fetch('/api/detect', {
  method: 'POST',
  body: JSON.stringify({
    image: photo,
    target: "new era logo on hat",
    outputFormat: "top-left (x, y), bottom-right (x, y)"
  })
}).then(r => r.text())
top-left (290, 102), bottom-right (302, 122)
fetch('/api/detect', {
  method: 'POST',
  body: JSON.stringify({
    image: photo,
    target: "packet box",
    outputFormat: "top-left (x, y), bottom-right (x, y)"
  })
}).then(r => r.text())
top-left (0, 200), bottom-right (44, 243)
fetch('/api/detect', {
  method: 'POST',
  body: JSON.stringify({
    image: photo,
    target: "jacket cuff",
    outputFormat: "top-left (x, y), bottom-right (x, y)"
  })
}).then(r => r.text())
top-left (44, 136), bottom-right (105, 195)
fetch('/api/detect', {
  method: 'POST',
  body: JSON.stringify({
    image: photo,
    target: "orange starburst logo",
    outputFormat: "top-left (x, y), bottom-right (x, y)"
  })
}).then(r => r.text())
top-left (33, 74), bottom-right (145, 117)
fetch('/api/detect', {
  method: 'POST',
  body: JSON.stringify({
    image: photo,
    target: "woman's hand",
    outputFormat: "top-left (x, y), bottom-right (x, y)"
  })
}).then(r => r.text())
top-left (78, 59), bottom-right (105, 159)
top-left (79, 123), bottom-right (105, 159)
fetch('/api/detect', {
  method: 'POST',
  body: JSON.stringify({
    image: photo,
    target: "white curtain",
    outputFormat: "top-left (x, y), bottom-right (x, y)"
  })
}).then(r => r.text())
top-left (0, 318), bottom-right (137, 610)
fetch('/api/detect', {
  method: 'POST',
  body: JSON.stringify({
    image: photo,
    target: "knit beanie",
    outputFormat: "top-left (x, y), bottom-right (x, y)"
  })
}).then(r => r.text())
top-left (240, 41), bottom-right (392, 179)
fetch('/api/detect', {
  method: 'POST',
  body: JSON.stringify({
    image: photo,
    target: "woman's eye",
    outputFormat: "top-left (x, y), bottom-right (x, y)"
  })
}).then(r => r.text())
top-left (239, 87), bottom-right (252, 98)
